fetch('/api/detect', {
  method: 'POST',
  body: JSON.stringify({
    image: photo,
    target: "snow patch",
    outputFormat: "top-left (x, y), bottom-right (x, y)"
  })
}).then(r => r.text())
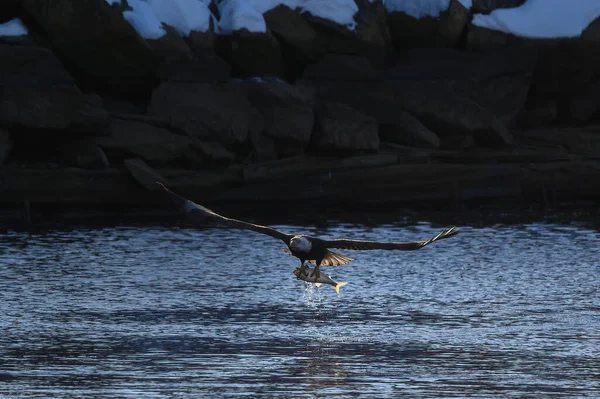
top-left (217, 0), bottom-right (358, 34)
top-left (383, 0), bottom-right (472, 18)
top-left (472, 0), bottom-right (600, 38)
top-left (384, 0), bottom-right (449, 18)
top-left (148, 0), bottom-right (211, 35)
top-left (124, 0), bottom-right (166, 40)
top-left (0, 18), bottom-right (28, 37)
top-left (302, 0), bottom-right (358, 29)
top-left (104, 0), bottom-right (121, 5)
top-left (218, 0), bottom-right (267, 34)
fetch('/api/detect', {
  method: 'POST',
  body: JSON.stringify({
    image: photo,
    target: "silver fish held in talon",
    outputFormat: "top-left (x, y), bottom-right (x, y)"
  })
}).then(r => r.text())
top-left (293, 266), bottom-right (348, 295)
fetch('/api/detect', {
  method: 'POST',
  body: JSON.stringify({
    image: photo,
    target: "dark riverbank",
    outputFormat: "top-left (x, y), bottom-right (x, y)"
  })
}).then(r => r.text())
top-left (2, 1), bottom-right (600, 218)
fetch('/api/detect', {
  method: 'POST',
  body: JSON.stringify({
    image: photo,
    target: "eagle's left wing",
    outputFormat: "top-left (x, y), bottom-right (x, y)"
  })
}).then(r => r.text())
top-left (321, 226), bottom-right (459, 251)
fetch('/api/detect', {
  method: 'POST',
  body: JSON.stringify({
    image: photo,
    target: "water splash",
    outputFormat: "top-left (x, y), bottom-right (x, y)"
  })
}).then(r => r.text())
top-left (303, 282), bottom-right (323, 309)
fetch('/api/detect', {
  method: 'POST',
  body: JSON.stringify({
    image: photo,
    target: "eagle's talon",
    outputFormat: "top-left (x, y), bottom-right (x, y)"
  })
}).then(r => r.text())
top-left (296, 264), bottom-right (306, 280)
top-left (313, 266), bottom-right (321, 281)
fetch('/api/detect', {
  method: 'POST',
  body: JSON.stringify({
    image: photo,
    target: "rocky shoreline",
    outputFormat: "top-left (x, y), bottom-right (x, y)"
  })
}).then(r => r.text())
top-left (1, 0), bottom-right (600, 218)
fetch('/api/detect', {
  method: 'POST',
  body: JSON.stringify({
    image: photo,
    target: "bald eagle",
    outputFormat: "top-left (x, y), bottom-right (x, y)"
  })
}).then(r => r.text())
top-left (156, 182), bottom-right (459, 279)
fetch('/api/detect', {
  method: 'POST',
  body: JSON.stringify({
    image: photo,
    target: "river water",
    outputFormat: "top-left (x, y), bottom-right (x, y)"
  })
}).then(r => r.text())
top-left (0, 212), bottom-right (598, 398)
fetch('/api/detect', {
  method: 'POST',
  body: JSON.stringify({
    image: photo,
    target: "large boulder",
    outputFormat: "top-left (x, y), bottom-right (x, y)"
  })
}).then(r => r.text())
top-left (385, 47), bottom-right (537, 126)
top-left (95, 119), bottom-right (204, 166)
top-left (0, 45), bottom-right (108, 130)
top-left (399, 85), bottom-right (513, 147)
top-left (525, 40), bottom-right (600, 123)
top-left (436, 0), bottom-right (471, 48)
top-left (149, 24), bottom-right (231, 83)
top-left (582, 16), bottom-right (600, 41)
top-left (313, 102), bottom-right (379, 152)
top-left (216, 29), bottom-right (286, 79)
top-left (19, 0), bottom-right (156, 96)
top-left (230, 80), bottom-right (315, 157)
top-left (387, 11), bottom-right (441, 51)
top-left (147, 82), bottom-right (253, 147)
top-left (353, 0), bottom-right (394, 65)
top-left (379, 111), bottom-right (441, 148)
top-left (319, 81), bottom-right (512, 148)
top-left (263, 4), bottom-right (322, 78)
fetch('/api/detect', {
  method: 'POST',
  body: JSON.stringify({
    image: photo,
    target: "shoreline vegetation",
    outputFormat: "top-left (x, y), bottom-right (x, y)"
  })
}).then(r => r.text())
top-left (1, 0), bottom-right (600, 221)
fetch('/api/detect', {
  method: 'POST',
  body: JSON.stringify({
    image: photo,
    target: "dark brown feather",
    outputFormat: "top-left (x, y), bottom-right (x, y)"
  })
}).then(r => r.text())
top-left (157, 182), bottom-right (292, 243)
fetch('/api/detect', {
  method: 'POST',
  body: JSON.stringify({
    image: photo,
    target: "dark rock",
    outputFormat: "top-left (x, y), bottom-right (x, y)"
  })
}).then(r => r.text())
top-left (102, 98), bottom-right (146, 115)
top-left (567, 80), bottom-right (600, 122)
top-left (231, 80), bottom-right (315, 156)
top-left (582, 16), bottom-right (600, 41)
top-left (314, 102), bottom-right (379, 152)
top-left (156, 54), bottom-right (231, 83)
top-left (151, 23), bottom-right (231, 83)
top-left (531, 40), bottom-right (600, 98)
top-left (147, 24), bottom-right (193, 59)
top-left (387, 11), bottom-right (442, 51)
top-left (264, 4), bottom-right (322, 73)
top-left (57, 139), bottom-right (109, 169)
top-left (400, 86), bottom-right (513, 147)
top-left (73, 93), bottom-right (111, 132)
top-left (466, 24), bottom-right (522, 51)
top-left (440, 134), bottom-right (474, 149)
top-left (380, 111), bottom-right (441, 148)
top-left (302, 54), bottom-right (380, 81)
top-left (353, 0), bottom-right (394, 65)
top-left (186, 16), bottom-right (216, 54)
top-left (20, 0), bottom-right (156, 97)
top-left (216, 29), bottom-right (285, 79)
top-left (319, 81), bottom-right (512, 147)
top-left (249, 131), bottom-right (279, 163)
top-left (385, 47), bottom-right (537, 126)
top-left (0, 45), bottom-right (108, 130)
top-left (147, 82), bottom-right (253, 147)
top-left (526, 40), bottom-right (600, 121)
top-left (124, 157), bottom-right (169, 190)
top-left (518, 100), bottom-right (558, 128)
top-left (472, 0), bottom-right (525, 14)
top-left (192, 141), bottom-right (236, 166)
top-left (517, 126), bottom-right (600, 157)
top-left (242, 153), bottom-right (398, 182)
top-left (0, 128), bottom-right (13, 165)
top-left (437, 0), bottom-right (470, 48)
top-left (302, 11), bottom-right (355, 39)
top-left (96, 119), bottom-right (203, 165)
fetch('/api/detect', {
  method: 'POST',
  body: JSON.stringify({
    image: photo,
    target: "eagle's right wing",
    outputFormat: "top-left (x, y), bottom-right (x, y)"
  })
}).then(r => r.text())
top-left (157, 182), bottom-right (291, 242)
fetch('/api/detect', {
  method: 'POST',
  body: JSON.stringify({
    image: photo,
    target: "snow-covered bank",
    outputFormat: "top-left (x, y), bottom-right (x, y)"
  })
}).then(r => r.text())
top-left (103, 0), bottom-right (600, 40)
top-left (110, 0), bottom-right (359, 38)
top-left (472, 0), bottom-right (600, 38)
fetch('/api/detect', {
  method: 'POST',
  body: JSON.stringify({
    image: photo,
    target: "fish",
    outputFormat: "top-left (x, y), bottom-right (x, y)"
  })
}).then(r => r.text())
top-left (293, 265), bottom-right (348, 295)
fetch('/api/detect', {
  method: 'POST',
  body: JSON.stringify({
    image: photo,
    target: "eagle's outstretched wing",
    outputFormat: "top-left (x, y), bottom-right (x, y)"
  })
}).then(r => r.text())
top-left (157, 182), bottom-right (292, 242)
top-left (320, 226), bottom-right (459, 251)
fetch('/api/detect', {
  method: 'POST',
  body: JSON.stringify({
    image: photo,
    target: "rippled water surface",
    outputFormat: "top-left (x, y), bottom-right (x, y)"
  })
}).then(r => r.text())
top-left (1, 214), bottom-right (599, 398)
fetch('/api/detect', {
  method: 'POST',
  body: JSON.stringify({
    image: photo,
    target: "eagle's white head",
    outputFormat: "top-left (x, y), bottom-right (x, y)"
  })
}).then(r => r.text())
top-left (290, 236), bottom-right (312, 253)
